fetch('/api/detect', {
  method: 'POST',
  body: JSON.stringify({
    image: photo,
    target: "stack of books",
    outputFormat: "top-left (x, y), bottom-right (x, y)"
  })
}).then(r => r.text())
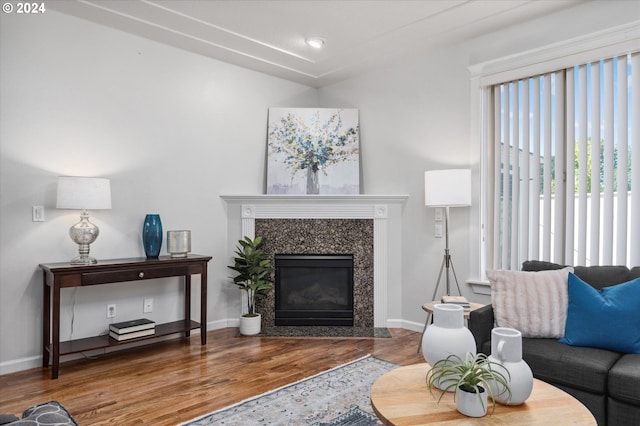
top-left (109, 318), bottom-right (156, 341)
top-left (441, 295), bottom-right (470, 312)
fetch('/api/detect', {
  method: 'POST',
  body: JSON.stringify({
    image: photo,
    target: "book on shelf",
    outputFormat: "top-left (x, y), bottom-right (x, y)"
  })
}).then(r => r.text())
top-left (441, 295), bottom-right (470, 311)
top-left (109, 328), bottom-right (156, 341)
top-left (109, 318), bottom-right (155, 334)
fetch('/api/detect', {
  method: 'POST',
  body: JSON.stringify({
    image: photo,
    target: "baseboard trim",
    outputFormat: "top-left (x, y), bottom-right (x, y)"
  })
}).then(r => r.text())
top-left (1, 319), bottom-right (424, 375)
top-left (389, 319), bottom-right (424, 333)
top-left (0, 355), bottom-right (42, 376)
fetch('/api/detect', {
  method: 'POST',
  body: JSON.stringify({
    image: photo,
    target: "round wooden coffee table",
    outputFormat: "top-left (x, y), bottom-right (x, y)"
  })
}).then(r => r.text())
top-left (370, 363), bottom-right (596, 425)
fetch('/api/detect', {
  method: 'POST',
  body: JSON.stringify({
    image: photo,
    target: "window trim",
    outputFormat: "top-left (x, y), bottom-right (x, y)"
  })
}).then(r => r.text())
top-left (469, 21), bottom-right (639, 86)
top-left (466, 22), bottom-right (640, 292)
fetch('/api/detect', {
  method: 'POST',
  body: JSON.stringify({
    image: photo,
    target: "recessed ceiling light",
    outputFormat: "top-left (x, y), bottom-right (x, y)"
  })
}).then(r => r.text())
top-left (306, 37), bottom-right (326, 49)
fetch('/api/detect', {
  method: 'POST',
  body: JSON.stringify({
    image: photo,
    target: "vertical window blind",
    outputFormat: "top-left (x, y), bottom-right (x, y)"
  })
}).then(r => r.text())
top-left (488, 52), bottom-right (638, 269)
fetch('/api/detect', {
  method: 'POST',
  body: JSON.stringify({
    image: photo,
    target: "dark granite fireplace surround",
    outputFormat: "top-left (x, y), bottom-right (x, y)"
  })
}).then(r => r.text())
top-left (255, 219), bottom-right (374, 328)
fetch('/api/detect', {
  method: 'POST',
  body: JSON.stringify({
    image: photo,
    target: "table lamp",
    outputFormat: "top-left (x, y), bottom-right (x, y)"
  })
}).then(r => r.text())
top-left (424, 169), bottom-right (471, 298)
top-left (56, 176), bottom-right (112, 264)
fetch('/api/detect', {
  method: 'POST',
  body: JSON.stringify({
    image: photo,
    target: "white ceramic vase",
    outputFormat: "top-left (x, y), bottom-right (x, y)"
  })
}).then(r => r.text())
top-left (239, 314), bottom-right (262, 336)
top-left (456, 385), bottom-right (487, 417)
top-left (487, 327), bottom-right (534, 405)
top-left (422, 304), bottom-right (477, 391)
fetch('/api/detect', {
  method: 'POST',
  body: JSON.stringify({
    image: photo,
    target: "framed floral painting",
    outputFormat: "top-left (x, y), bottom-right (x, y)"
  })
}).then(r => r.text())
top-left (266, 108), bottom-right (360, 194)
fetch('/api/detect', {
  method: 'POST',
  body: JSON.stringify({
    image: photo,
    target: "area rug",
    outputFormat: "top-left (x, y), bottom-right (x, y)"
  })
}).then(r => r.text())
top-left (244, 326), bottom-right (391, 338)
top-left (178, 355), bottom-right (397, 426)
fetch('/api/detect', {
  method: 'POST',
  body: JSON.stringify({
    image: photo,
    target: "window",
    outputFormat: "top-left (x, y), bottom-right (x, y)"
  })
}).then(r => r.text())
top-left (486, 52), bottom-right (639, 269)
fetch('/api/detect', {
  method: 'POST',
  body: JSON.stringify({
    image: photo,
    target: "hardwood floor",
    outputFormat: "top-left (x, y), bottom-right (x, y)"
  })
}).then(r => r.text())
top-left (0, 328), bottom-right (425, 425)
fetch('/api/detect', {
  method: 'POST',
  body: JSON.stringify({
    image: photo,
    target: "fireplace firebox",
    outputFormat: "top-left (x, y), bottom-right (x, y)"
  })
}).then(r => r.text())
top-left (275, 254), bottom-right (354, 326)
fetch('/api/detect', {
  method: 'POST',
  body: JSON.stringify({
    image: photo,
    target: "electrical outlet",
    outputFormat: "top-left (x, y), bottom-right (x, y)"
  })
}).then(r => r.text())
top-left (143, 298), bottom-right (153, 313)
top-left (107, 304), bottom-right (116, 318)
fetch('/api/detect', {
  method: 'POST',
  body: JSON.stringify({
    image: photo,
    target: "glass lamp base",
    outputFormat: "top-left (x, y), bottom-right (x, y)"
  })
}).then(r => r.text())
top-left (69, 211), bottom-right (100, 265)
top-left (70, 254), bottom-right (97, 265)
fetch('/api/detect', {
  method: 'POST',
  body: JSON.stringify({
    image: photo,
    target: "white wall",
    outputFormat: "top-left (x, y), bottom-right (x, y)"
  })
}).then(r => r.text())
top-left (0, 9), bottom-right (317, 373)
top-left (318, 46), bottom-right (476, 331)
top-left (318, 0), bottom-right (640, 329)
top-left (1, 0), bottom-right (637, 373)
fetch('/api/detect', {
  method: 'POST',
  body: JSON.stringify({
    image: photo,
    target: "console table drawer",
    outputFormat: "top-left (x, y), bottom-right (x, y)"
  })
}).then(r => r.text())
top-left (82, 265), bottom-right (196, 285)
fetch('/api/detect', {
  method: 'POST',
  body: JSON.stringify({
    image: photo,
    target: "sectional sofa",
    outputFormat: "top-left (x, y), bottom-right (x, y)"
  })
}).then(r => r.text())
top-left (469, 261), bottom-right (640, 425)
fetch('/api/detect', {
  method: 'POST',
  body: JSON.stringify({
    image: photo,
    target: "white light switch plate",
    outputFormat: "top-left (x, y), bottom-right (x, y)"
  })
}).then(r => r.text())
top-left (434, 207), bottom-right (443, 222)
top-left (435, 223), bottom-right (443, 238)
top-left (32, 206), bottom-right (45, 222)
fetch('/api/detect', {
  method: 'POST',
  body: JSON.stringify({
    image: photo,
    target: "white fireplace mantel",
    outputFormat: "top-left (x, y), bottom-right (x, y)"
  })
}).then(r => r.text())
top-left (221, 194), bottom-right (408, 327)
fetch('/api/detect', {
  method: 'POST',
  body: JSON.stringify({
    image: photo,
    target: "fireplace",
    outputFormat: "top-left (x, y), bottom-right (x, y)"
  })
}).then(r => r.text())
top-left (255, 218), bottom-right (373, 327)
top-left (221, 194), bottom-right (408, 328)
top-left (275, 254), bottom-right (354, 326)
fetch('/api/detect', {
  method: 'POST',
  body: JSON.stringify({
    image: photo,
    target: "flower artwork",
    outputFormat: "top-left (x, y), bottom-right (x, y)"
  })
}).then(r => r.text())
top-left (267, 108), bottom-right (360, 194)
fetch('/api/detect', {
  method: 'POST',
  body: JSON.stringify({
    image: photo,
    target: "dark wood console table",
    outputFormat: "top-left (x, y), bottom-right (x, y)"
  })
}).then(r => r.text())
top-left (40, 254), bottom-right (212, 379)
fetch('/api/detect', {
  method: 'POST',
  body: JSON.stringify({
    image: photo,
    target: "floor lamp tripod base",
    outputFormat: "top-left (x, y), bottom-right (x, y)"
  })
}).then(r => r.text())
top-left (430, 250), bottom-right (462, 301)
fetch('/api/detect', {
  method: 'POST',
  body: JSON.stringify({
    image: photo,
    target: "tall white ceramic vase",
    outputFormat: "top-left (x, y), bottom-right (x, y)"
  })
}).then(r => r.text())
top-left (422, 304), bottom-right (477, 390)
top-left (487, 327), bottom-right (533, 405)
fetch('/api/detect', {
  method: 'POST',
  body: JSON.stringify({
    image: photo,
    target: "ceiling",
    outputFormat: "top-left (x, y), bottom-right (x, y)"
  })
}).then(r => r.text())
top-left (49, 0), bottom-right (586, 88)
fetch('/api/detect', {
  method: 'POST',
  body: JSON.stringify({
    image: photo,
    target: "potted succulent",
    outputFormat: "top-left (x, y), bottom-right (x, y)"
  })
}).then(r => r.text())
top-left (426, 352), bottom-right (512, 417)
top-left (228, 236), bottom-right (274, 335)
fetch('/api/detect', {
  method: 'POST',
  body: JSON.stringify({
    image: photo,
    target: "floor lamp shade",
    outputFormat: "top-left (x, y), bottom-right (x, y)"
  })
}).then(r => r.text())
top-left (56, 176), bottom-right (112, 264)
top-left (424, 169), bottom-right (471, 207)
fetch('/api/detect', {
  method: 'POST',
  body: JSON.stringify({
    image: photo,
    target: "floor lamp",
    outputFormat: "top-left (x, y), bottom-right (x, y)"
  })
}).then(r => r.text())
top-left (424, 169), bottom-right (471, 300)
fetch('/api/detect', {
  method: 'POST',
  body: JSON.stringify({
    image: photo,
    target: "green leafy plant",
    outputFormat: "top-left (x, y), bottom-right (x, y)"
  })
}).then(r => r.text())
top-left (426, 352), bottom-right (511, 414)
top-left (228, 236), bottom-right (274, 317)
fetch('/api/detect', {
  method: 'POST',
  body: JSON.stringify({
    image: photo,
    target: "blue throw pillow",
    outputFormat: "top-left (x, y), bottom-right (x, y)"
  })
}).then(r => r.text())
top-left (559, 273), bottom-right (640, 353)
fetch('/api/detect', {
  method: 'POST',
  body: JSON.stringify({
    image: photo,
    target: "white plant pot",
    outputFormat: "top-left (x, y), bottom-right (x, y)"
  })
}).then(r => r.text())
top-left (239, 313), bottom-right (262, 336)
top-left (456, 385), bottom-right (487, 418)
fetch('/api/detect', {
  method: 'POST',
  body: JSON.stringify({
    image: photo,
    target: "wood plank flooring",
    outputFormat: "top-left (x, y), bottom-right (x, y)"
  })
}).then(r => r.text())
top-left (0, 327), bottom-right (425, 425)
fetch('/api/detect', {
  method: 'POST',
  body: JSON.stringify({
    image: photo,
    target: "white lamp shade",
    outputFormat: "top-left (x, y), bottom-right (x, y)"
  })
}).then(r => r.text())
top-left (424, 169), bottom-right (471, 207)
top-left (56, 176), bottom-right (112, 210)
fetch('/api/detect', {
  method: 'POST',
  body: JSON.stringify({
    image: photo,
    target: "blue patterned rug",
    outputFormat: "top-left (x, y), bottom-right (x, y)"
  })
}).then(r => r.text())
top-left (178, 355), bottom-right (397, 426)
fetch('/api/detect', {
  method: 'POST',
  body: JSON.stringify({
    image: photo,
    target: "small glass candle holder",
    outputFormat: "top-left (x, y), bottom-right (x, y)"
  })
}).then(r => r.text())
top-left (167, 230), bottom-right (191, 258)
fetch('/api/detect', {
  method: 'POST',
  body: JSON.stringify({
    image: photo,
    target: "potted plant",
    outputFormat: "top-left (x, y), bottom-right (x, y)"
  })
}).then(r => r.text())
top-left (228, 236), bottom-right (274, 335)
top-left (426, 352), bottom-right (511, 417)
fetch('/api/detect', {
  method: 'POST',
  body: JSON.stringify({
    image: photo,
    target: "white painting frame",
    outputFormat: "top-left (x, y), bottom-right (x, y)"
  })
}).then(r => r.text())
top-left (266, 108), bottom-right (360, 195)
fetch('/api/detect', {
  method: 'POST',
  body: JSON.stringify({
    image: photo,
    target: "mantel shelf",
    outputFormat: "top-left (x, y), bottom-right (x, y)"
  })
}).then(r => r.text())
top-left (220, 194), bottom-right (409, 203)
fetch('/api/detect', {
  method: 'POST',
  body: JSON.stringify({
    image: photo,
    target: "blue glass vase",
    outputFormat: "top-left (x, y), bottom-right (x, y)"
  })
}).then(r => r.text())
top-left (142, 214), bottom-right (162, 258)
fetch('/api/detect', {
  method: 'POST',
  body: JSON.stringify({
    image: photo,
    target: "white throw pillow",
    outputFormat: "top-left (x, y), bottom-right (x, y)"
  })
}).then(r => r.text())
top-left (486, 267), bottom-right (574, 338)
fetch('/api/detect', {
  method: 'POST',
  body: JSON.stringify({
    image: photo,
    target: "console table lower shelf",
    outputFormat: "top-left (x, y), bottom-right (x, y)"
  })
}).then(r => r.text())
top-left (55, 320), bottom-right (200, 355)
top-left (40, 254), bottom-right (212, 379)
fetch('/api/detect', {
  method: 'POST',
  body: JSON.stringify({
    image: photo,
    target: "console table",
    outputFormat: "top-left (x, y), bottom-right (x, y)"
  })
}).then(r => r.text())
top-left (40, 254), bottom-right (212, 379)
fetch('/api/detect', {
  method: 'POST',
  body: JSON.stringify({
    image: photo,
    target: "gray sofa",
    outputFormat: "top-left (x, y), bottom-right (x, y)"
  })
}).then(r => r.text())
top-left (469, 261), bottom-right (640, 426)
